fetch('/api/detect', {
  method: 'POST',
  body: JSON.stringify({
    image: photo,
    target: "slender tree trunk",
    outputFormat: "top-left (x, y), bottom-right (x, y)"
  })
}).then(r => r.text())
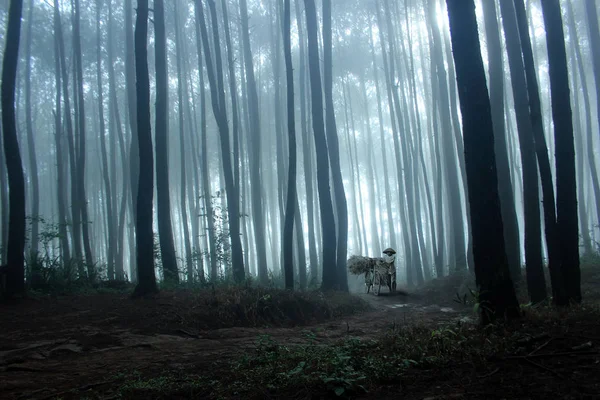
top-left (446, 0), bottom-right (520, 324)
top-left (584, 0), bottom-right (600, 148)
top-left (322, 0), bottom-right (348, 290)
top-left (295, 0), bottom-right (319, 284)
top-left (541, 0), bottom-right (581, 304)
top-left (132, 0), bottom-right (158, 296)
top-left (567, 0), bottom-right (600, 249)
top-left (481, 0), bottom-right (521, 282)
top-left (282, 0), bottom-right (296, 289)
top-left (196, 0), bottom-right (245, 282)
top-left (95, 0), bottom-right (116, 280)
top-left (427, 0), bottom-right (467, 272)
top-left (1, 0), bottom-right (26, 296)
top-left (193, 0), bottom-right (218, 281)
top-left (0, 123), bottom-right (7, 264)
top-left (369, 24), bottom-right (397, 252)
top-left (499, 0), bottom-right (547, 304)
top-left (24, 0), bottom-right (39, 257)
top-left (154, 0), bottom-right (179, 284)
top-left (73, 0), bottom-right (94, 277)
top-left (173, 1), bottom-right (194, 282)
top-left (304, 0), bottom-right (337, 289)
top-left (239, 0), bottom-right (269, 283)
top-left (125, 0), bottom-right (138, 280)
top-left (52, 1), bottom-right (70, 265)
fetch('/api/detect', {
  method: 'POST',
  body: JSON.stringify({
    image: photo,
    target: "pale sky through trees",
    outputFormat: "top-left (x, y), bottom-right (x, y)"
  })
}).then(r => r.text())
top-left (0, 0), bottom-right (597, 293)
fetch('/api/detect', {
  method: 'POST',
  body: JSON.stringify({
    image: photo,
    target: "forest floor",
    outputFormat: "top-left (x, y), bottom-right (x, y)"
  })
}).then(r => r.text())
top-left (0, 265), bottom-right (599, 400)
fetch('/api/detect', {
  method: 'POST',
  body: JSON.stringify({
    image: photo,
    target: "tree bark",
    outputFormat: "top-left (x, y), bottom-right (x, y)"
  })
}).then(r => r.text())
top-left (446, 0), bottom-right (520, 323)
top-left (499, 0), bottom-right (547, 304)
top-left (154, 0), bottom-right (179, 284)
top-left (1, 0), bottom-right (26, 296)
top-left (132, 0), bottom-right (158, 296)
top-left (481, 0), bottom-right (521, 282)
top-left (239, 0), bottom-right (269, 283)
top-left (24, 0), bottom-right (39, 257)
top-left (196, 0), bottom-right (245, 282)
top-left (304, 0), bottom-right (338, 289)
top-left (541, 0), bottom-right (581, 304)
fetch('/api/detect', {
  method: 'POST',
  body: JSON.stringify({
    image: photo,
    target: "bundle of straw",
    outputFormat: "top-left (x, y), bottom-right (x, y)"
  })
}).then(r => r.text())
top-left (347, 255), bottom-right (381, 275)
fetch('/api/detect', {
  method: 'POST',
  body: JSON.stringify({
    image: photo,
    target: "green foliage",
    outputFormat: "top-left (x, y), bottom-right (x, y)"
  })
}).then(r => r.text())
top-left (454, 287), bottom-right (493, 319)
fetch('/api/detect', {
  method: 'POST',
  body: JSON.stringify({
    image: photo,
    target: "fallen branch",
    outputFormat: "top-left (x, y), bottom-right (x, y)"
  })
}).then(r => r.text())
top-left (521, 357), bottom-right (565, 379)
top-left (477, 367), bottom-right (500, 378)
top-left (528, 338), bottom-right (553, 356)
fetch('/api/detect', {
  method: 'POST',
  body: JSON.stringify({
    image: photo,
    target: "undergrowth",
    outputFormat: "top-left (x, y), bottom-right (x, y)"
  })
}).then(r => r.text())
top-left (115, 301), bottom-right (600, 399)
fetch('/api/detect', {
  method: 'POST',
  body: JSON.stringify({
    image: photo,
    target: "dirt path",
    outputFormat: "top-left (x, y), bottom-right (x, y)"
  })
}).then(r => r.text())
top-left (0, 292), bottom-right (470, 399)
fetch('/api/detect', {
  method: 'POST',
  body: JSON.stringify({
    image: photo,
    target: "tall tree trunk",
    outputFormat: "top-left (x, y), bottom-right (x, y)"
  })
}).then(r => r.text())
top-left (125, 0), bottom-right (138, 279)
top-left (174, 0), bottom-right (194, 282)
top-left (282, 0), bottom-right (296, 290)
top-left (193, 0), bottom-right (218, 281)
top-left (515, 0), bottom-right (560, 296)
top-left (427, 0), bottom-right (467, 272)
top-left (73, 0), bottom-right (94, 277)
top-left (304, 0), bottom-right (338, 289)
top-left (323, 0), bottom-right (348, 291)
top-left (155, 0), bottom-right (179, 284)
top-left (295, 0), bottom-right (319, 284)
top-left (24, 0), bottom-right (39, 257)
top-left (481, 0), bottom-right (521, 282)
top-left (1, 0), bottom-right (26, 296)
top-left (446, 0), bottom-right (520, 324)
top-left (95, 0), bottom-right (116, 280)
top-left (0, 124), bottom-right (7, 264)
top-left (541, 0), bottom-right (581, 304)
top-left (196, 0), bottom-right (245, 282)
top-left (499, 0), bottom-right (547, 304)
top-left (52, 1), bottom-right (70, 265)
top-left (584, 0), bottom-right (600, 148)
top-left (54, 0), bottom-right (83, 277)
top-left (239, 0), bottom-right (269, 283)
top-left (567, 0), bottom-right (600, 250)
top-left (132, 0), bottom-right (158, 296)
top-left (369, 24), bottom-right (397, 252)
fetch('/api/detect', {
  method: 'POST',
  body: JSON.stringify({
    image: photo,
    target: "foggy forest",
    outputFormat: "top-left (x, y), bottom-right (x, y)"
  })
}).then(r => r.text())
top-left (0, 0), bottom-right (599, 398)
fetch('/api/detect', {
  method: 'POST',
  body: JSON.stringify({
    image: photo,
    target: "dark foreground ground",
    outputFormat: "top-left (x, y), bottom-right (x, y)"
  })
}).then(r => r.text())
top-left (0, 266), bottom-right (599, 400)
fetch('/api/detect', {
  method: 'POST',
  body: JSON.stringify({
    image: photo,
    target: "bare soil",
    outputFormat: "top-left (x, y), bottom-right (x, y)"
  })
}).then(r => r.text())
top-left (0, 277), bottom-right (598, 400)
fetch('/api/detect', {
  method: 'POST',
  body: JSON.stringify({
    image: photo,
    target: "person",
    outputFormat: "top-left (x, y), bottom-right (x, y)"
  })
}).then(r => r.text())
top-left (382, 247), bottom-right (396, 265)
top-left (382, 247), bottom-right (397, 291)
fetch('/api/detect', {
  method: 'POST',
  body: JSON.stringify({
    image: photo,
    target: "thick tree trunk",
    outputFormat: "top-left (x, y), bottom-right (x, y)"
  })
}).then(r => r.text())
top-left (1, 0), bottom-right (26, 296)
top-left (446, 0), bottom-right (520, 324)
top-left (132, 0), bottom-right (158, 296)
top-left (304, 0), bottom-right (338, 289)
top-left (541, 0), bottom-right (581, 304)
top-left (499, 0), bottom-right (547, 304)
top-left (295, 0), bottom-right (319, 284)
top-left (481, 0), bottom-right (521, 282)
